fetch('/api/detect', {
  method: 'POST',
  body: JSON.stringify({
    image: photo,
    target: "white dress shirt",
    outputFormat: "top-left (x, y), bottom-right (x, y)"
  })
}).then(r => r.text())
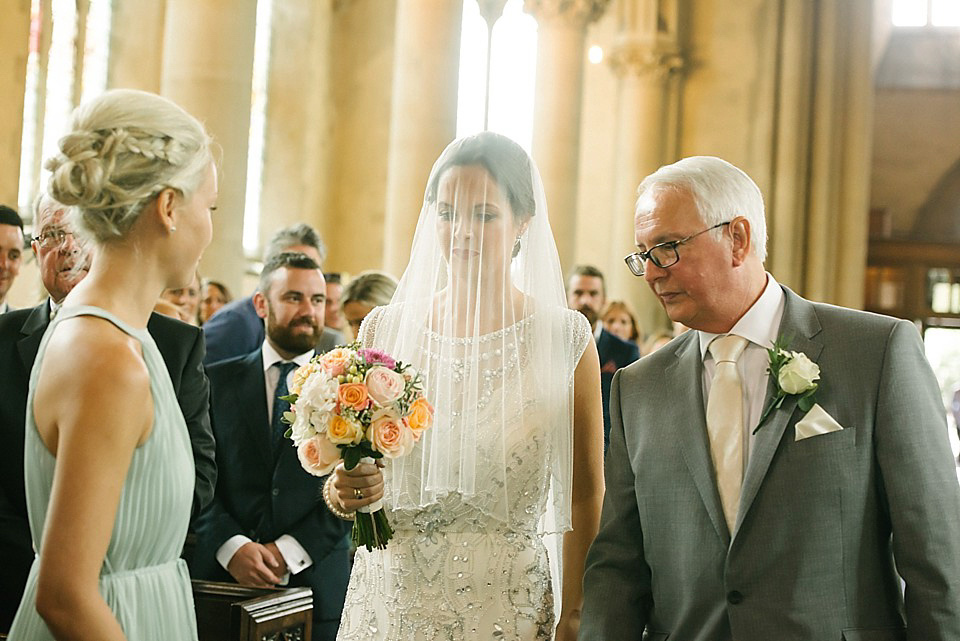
top-left (698, 273), bottom-right (785, 473)
top-left (216, 341), bottom-right (315, 583)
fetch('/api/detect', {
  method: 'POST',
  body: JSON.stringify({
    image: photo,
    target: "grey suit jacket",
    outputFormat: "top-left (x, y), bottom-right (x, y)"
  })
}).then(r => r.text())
top-left (579, 287), bottom-right (960, 641)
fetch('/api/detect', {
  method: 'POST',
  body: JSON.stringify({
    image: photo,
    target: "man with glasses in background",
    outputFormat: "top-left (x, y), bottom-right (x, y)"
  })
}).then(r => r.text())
top-left (0, 195), bottom-right (216, 632)
top-left (0, 205), bottom-right (25, 314)
top-left (579, 156), bottom-right (960, 640)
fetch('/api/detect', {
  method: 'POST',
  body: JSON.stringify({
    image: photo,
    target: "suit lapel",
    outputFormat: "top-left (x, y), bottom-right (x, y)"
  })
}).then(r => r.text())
top-left (733, 287), bottom-right (823, 538)
top-left (671, 334), bottom-right (730, 544)
top-left (17, 302), bottom-right (51, 373)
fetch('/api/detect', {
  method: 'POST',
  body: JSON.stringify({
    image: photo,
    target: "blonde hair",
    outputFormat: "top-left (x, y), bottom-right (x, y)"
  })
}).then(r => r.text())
top-left (342, 271), bottom-right (398, 309)
top-left (45, 89), bottom-right (212, 243)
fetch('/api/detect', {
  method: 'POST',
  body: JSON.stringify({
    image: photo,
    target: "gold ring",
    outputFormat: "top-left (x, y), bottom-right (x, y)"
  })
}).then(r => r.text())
top-left (354, 488), bottom-right (364, 500)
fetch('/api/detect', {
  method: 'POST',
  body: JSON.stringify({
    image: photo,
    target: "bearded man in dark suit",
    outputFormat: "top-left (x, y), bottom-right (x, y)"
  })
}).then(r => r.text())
top-left (0, 196), bottom-right (216, 631)
top-left (567, 265), bottom-right (640, 453)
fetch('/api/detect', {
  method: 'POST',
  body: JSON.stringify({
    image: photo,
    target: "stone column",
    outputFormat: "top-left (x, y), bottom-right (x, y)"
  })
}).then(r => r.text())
top-left (605, 35), bottom-right (685, 333)
top-left (160, 0), bottom-right (257, 294)
top-left (0, 1), bottom-right (33, 206)
top-left (381, 0), bottom-right (463, 277)
top-left (256, 0), bottom-right (333, 253)
top-left (525, 0), bottom-right (609, 269)
top-left (107, 0), bottom-right (166, 92)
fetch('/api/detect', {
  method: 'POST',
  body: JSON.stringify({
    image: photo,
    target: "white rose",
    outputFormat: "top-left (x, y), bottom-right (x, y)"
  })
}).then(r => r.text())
top-left (778, 351), bottom-right (820, 394)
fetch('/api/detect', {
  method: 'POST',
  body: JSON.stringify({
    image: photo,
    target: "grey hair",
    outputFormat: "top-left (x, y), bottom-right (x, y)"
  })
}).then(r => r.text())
top-left (45, 89), bottom-right (212, 244)
top-left (263, 223), bottom-right (326, 264)
top-left (636, 156), bottom-right (767, 262)
top-left (341, 270), bottom-right (398, 309)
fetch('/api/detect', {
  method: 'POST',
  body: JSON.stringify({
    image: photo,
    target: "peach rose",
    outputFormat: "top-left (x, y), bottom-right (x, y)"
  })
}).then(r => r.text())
top-left (327, 415), bottom-right (364, 445)
top-left (289, 361), bottom-right (320, 396)
top-left (404, 397), bottom-right (434, 441)
top-left (297, 434), bottom-right (341, 476)
top-left (318, 347), bottom-right (353, 377)
top-left (364, 366), bottom-right (406, 407)
top-left (337, 383), bottom-right (370, 411)
top-left (367, 410), bottom-right (414, 458)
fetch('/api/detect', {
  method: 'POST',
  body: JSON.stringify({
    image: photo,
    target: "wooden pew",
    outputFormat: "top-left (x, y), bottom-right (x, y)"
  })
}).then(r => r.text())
top-left (192, 580), bottom-right (313, 641)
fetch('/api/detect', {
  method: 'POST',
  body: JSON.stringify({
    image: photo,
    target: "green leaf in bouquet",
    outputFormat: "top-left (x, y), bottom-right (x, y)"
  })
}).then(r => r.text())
top-left (282, 410), bottom-right (297, 425)
top-left (283, 427), bottom-right (293, 438)
top-left (279, 393), bottom-right (298, 403)
top-left (342, 446), bottom-right (363, 471)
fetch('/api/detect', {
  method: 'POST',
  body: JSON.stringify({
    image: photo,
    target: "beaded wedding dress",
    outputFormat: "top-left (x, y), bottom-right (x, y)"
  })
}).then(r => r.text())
top-left (336, 307), bottom-right (591, 641)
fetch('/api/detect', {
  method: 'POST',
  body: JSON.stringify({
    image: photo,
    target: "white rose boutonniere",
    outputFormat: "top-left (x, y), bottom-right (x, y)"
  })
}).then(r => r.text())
top-left (754, 338), bottom-right (820, 433)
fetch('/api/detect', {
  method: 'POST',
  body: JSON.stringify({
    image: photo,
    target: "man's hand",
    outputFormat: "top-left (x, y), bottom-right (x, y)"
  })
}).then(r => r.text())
top-left (226, 542), bottom-right (284, 587)
top-left (264, 541), bottom-right (287, 572)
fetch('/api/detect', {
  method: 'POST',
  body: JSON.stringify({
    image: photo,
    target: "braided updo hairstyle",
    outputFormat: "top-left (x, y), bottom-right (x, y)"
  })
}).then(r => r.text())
top-left (45, 89), bottom-right (212, 243)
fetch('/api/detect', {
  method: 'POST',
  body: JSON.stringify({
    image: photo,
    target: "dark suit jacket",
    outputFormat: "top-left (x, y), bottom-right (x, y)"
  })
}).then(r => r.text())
top-left (191, 350), bottom-right (351, 641)
top-left (0, 301), bottom-right (216, 631)
top-left (202, 296), bottom-right (345, 366)
top-left (597, 327), bottom-right (640, 453)
top-left (579, 287), bottom-right (960, 641)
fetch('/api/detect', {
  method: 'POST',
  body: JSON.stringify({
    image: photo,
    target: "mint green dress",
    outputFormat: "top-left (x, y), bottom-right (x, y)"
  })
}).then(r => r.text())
top-left (8, 306), bottom-right (198, 640)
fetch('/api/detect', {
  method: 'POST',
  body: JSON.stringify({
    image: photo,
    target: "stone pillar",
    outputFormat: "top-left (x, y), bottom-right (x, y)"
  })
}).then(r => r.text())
top-left (605, 35), bottom-right (685, 333)
top-left (381, 0), bottom-right (463, 277)
top-left (256, 0), bottom-right (333, 253)
top-left (0, 1), bottom-right (33, 206)
top-left (160, 0), bottom-right (257, 295)
top-left (108, 0), bottom-right (166, 92)
top-left (525, 0), bottom-right (609, 269)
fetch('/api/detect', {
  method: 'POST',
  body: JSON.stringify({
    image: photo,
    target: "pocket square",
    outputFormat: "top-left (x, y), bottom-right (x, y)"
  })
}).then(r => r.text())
top-left (795, 403), bottom-right (844, 441)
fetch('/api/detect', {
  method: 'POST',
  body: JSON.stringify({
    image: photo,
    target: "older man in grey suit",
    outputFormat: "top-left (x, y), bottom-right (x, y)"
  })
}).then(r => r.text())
top-left (578, 156), bottom-right (960, 641)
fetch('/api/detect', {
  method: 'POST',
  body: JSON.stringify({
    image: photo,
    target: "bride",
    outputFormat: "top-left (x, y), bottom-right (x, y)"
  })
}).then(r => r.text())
top-left (327, 132), bottom-right (604, 641)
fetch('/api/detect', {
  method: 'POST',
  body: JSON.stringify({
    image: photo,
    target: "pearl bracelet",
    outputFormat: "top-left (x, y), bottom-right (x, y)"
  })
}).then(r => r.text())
top-left (323, 476), bottom-right (356, 521)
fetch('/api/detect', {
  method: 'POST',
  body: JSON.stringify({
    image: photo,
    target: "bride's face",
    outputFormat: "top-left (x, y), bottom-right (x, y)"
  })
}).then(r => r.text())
top-left (435, 164), bottom-right (519, 278)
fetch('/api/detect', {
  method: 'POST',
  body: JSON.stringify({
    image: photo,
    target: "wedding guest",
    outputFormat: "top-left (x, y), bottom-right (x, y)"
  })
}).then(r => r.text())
top-left (161, 270), bottom-right (201, 325)
top-left (202, 223), bottom-right (343, 364)
top-left (601, 300), bottom-right (641, 346)
top-left (579, 156), bottom-right (960, 640)
top-left (640, 330), bottom-right (674, 356)
top-left (7, 88), bottom-right (214, 640)
top-left (0, 192), bottom-right (216, 632)
top-left (323, 272), bottom-right (345, 334)
top-left (567, 265), bottom-right (639, 454)
top-left (331, 132), bottom-right (604, 641)
top-left (199, 278), bottom-right (232, 325)
top-left (0, 205), bottom-right (24, 314)
top-left (339, 270), bottom-right (397, 339)
top-left (192, 252), bottom-right (351, 641)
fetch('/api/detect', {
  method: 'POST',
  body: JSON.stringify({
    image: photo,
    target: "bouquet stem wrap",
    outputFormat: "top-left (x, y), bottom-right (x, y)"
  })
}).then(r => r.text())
top-left (352, 456), bottom-right (393, 551)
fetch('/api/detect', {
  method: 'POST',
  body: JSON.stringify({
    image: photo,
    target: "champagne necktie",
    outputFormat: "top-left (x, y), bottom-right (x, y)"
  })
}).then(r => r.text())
top-left (707, 334), bottom-right (748, 534)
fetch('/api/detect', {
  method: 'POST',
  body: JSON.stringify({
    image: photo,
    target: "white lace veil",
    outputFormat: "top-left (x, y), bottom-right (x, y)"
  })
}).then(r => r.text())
top-left (359, 132), bottom-right (588, 538)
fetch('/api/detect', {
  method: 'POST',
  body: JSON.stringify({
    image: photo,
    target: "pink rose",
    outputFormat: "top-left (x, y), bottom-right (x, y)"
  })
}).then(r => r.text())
top-left (364, 366), bottom-right (406, 406)
top-left (318, 347), bottom-right (353, 377)
top-left (367, 410), bottom-right (414, 458)
top-left (297, 434), bottom-right (341, 476)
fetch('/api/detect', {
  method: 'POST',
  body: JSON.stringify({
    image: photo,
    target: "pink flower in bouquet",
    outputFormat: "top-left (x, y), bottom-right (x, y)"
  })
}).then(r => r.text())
top-left (367, 410), bottom-right (414, 458)
top-left (405, 397), bottom-right (434, 441)
top-left (337, 383), bottom-right (371, 411)
top-left (358, 348), bottom-right (397, 370)
top-left (318, 347), bottom-right (353, 377)
top-left (297, 434), bottom-right (341, 476)
top-left (365, 366), bottom-right (406, 406)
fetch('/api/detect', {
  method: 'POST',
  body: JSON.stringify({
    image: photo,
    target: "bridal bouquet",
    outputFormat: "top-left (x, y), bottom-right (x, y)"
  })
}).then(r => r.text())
top-left (282, 343), bottom-right (433, 550)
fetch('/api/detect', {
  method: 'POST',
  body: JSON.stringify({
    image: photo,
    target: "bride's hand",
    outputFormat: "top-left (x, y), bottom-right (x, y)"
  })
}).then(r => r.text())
top-left (330, 460), bottom-right (385, 512)
top-left (554, 611), bottom-right (580, 641)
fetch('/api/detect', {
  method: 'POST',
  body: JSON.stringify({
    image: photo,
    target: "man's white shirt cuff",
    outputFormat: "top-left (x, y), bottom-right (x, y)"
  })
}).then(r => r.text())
top-left (217, 534), bottom-right (253, 572)
top-left (275, 534), bottom-right (313, 575)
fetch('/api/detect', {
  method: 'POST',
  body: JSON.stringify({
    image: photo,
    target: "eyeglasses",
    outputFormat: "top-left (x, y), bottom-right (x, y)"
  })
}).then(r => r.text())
top-left (32, 228), bottom-right (77, 249)
top-left (624, 221), bottom-right (730, 277)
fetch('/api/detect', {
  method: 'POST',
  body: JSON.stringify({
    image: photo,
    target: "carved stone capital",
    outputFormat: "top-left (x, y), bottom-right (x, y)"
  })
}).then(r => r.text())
top-left (523, 0), bottom-right (611, 28)
top-left (607, 39), bottom-right (685, 79)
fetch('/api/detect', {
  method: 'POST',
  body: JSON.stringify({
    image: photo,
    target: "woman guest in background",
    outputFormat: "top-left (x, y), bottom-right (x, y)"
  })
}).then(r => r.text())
top-left (330, 132), bottom-right (605, 641)
top-left (600, 300), bottom-right (641, 347)
top-left (160, 270), bottom-right (201, 325)
top-left (9, 89), bottom-right (215, 641)
top-left (198, 278), bottom-right (232, 325)
top-left (339, 270), bottom-right (398, 339)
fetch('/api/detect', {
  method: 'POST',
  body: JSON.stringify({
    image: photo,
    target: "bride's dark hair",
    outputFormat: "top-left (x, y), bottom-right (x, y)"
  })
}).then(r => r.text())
top-left (424, 131), bottom-right (536, 222)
